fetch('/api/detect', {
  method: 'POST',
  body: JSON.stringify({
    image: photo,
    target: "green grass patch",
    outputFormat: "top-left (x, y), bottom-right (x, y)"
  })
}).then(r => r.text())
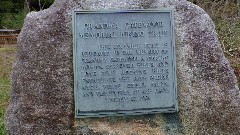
top-left (215, 19), bottom-right (240, 57)
top-left (0, 47), bottom-right (17, 52)
top-left (215, 19), bottom-right (240, 86)
top-left (0, 45), bottom-right (17, 135)
top-left (0, 79), bottom-right (10, 135)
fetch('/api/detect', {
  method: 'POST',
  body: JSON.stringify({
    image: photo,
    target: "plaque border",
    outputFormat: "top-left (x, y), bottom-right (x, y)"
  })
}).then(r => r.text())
top-left (73, 9), bottom-right (178, 118)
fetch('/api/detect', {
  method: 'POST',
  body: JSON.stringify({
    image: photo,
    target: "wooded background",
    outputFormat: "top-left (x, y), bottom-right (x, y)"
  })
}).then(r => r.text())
top-left (0, 0), bottom-right (239, 29)
top-left (0, 0), bottom-right (54, 29)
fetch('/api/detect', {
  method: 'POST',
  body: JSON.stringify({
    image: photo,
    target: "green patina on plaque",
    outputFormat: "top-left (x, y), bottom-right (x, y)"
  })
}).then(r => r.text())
top-left (73, 9), bottom-right (177, 118)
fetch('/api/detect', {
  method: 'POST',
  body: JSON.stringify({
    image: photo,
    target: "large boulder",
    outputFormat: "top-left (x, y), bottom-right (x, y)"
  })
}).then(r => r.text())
top-left (5, 0), bottom-right (240, 134)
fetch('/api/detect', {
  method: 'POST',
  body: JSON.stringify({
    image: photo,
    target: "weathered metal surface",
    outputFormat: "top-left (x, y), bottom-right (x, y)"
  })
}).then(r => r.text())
top-left (73, 9), bottom-right (177, 118)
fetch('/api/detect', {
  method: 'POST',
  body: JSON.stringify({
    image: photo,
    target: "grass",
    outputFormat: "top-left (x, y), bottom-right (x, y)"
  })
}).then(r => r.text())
top-left (216, 19), bottom-right (240, 86)
top-left (0, 1), bottom-right (239, 134)
top-left (0, 45), bottom-right (17, 135)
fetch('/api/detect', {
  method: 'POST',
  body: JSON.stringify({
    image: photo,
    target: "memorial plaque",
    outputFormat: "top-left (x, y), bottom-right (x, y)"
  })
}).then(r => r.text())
top-left (73, 9), bottom-right (177, 118)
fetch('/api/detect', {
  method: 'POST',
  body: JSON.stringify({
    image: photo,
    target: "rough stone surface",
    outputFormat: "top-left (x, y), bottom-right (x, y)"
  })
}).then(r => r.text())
top-left (4, 0), bottom-right (240, 134)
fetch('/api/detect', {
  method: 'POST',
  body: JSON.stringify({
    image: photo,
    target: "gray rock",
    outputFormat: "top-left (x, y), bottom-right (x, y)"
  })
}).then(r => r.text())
top-left (5, 0), bottom-right (240, 134)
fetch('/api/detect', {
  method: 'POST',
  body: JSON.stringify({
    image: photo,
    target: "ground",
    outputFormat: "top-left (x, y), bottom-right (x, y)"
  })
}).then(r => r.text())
top-left (0, 44), bottom-right (17, 134)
